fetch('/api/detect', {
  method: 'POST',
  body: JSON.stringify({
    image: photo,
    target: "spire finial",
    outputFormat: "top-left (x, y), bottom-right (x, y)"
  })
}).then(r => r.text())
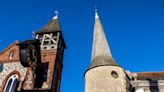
top-left (53, 10), bottom-right (59, 19)
top-left (95, 6), bottom-right (99, 19)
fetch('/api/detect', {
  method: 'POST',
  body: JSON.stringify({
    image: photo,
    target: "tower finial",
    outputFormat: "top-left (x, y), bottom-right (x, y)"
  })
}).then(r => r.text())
top-left (95, 6), bottom-right (99, 19)
top-left (53, 10), bottom-right (59, 19)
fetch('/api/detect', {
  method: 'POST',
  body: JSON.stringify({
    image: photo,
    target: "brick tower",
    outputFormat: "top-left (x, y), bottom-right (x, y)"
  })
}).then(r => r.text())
top-left (0, 14), bottom-right (66, 92)
top-left (34, 14), bottom-right (66, 91)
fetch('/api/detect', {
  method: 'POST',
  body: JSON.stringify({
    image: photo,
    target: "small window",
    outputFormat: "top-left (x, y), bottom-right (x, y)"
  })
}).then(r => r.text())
top-left (111, 71), bottom-right (118, 78)
top-left (51, 46), bottom-right (55, 49)
top-left (9, 51), bottom-right (14, 59)
top-left (44, 47), bottom-right (47, 50)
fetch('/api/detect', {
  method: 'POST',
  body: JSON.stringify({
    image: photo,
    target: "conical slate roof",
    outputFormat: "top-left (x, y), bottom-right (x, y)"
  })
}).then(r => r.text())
top-left (36, 16), bottom-right (61, 34)
top-left (88, 11), bottom-right (117, 70)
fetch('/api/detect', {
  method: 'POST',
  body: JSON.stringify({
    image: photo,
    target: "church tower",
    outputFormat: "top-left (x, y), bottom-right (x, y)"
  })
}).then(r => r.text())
top-left (84, 10), bottom-right (128, 92)
top-left (34, 14), bottom-right (66, 92)
top-left (0, 14), bottom-right (66, 92)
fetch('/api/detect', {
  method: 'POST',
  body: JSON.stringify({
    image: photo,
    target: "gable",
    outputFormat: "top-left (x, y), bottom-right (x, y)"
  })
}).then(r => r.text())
top-left (0, 41), bottom-right (20, 63)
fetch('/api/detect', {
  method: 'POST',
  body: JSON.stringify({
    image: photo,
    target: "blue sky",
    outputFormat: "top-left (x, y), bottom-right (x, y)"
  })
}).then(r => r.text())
top-left (0, 0), bottom-right (164, 92)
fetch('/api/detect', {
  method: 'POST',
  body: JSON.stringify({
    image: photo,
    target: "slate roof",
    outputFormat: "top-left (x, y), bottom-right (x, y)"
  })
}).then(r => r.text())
top-left (36, 18), bottom-right (61, 34)
top-left (137, 72), bottom-right (164, 80)
top-left (88, 55), bottom-right (117, 70)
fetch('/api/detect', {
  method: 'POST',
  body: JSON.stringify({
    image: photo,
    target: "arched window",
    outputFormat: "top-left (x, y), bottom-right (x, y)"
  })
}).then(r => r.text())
top-left (9, 51), bottom-right (14, 60)
top-left (4, 79), bottom-right (12, 92)
top-left (3, 74), bottom-right (18, 92)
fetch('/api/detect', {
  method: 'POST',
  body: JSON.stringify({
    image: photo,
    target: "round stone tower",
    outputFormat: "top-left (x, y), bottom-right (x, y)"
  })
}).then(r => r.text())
top-left (84, 10), bottom-right (128, 92)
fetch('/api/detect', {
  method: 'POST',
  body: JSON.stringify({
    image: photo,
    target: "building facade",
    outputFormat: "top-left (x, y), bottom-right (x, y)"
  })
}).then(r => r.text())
top-left (0, 10), bottom-right (163, 92)
top-left (85, 11), bottom-right (164, 92)
top-left (0, 15), bottom-right (66, 92)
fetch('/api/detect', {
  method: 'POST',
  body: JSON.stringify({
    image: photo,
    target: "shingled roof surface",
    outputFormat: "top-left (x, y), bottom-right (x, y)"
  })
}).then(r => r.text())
top-left (137, 72), bottom-right (164, 80)
top-left (36, 18), bottom-right (61, 34)
top-left (88, 55), bottom-right (118, 70)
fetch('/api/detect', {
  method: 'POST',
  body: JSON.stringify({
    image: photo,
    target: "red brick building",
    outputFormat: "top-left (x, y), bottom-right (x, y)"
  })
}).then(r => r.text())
top-left (0, 15), bottom-right (66, 92)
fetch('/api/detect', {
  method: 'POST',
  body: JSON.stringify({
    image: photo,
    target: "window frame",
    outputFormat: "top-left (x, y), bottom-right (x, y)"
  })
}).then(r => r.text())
top-left (3, 74), bottom-right (18, 92)
top-left (9, 51), bottom-right (14, 60)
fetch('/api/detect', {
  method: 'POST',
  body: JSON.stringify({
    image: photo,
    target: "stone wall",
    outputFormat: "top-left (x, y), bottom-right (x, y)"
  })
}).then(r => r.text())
top-left (85, 66), bottom-right (127, 92)
top-left (0, 62), bottom-right (27, 91)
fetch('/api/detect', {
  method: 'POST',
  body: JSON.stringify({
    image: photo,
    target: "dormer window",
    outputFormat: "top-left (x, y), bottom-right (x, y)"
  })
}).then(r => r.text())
top-left (9, 51), bottom-right (14, 59)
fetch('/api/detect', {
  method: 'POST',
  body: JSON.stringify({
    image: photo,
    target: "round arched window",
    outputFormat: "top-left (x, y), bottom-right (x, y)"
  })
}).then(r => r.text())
top-left (111, 71), bottom-right (119, 78)
top-left (3, 74), bottom-right (18, 92)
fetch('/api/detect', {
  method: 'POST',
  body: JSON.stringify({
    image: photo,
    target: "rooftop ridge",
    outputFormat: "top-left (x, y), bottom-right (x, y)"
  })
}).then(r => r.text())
top-left (0, 40), bottom-right (19, 55)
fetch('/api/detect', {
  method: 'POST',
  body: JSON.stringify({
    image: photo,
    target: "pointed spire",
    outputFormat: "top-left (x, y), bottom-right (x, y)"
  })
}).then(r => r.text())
top-left (35, 11), bottom-right (61, 34)
top-left (88, 10), bottom-right (117, 69)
